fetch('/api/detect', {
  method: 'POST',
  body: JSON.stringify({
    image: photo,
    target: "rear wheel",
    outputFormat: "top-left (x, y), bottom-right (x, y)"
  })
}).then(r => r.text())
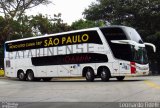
top-left (116, 76), bottom-right (125, 81)
top-left (26, 70), bottom-right (35, 81)
top-left (85, 68), bottom-right (95, 82)
top-left (100, 68), bottom-right (110, 81)
top-left (17, 71), bottom-right (26, 81)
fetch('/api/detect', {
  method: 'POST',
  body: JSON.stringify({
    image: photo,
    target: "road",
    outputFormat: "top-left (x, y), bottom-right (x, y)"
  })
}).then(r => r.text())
top-left (0, 76), bottom-right (160, 108)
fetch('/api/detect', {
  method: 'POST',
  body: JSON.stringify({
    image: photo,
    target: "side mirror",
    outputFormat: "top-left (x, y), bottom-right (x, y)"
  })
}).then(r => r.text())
top-left (144, 43), bottom-right (156, 52)
top-left (111, 40), bottom-right (144, 47)
top-left (111, 40), bottom-right (156, 52)
top-left (111, 40), bottom-right (145, 51)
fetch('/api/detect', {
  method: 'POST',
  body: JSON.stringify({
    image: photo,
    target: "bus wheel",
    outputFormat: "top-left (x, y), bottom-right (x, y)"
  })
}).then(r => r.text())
top-left (116, 76), bottom-right (125, 81)
top-left (100, 68), bottom-right (110, 81)
top-left (18, 71), bottom-right (26, 81)
top-left (26, 70), bottom-right (35, 81)
top-left (85, 68), bottom-right (95, 82)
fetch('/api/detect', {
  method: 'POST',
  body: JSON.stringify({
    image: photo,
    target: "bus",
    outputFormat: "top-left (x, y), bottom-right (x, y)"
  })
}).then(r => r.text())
top-left (4, 26), bottom-right (156, 82)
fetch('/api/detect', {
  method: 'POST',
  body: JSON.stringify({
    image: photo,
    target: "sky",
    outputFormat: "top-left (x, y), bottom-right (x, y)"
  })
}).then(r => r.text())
top-left (26, 0), bottom-right (97, 25)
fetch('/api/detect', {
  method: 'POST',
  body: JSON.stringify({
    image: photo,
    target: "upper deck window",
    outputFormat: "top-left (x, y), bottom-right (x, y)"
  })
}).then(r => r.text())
top-left (5, 30), bottom-right (102, 52)
top-left (100, 27), bottom-right (132, 61)
top-left (124, 27), bottom-right (143, 44)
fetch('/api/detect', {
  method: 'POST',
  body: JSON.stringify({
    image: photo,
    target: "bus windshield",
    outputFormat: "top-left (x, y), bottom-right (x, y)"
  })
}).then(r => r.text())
top-left (131, 46), bottom-right (148, 64)
top-left (100, 27), bottom-right (148, 64)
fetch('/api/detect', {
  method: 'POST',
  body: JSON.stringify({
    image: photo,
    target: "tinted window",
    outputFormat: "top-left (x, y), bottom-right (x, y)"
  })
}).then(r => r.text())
top-left (100, 27), bottom-right (133, 61)
top-left (125, 27), bottom-right (143, 44)
top-left (31, 53), bottom-right (108, 66)
top-left (132, 47), bottom-right (148, 64)
top-left (6, 31), bottom-right (102, 52)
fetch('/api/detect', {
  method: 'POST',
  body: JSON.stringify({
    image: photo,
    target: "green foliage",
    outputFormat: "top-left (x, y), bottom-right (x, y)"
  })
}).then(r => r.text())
top-left (3, 15), bottom-right (33, 40)
top-left (71, 19), bottom-right (105, 30)
top-left (0, 46), bottom-right (4, 68)
top-left (0, 16), bottom-right (6, 45)
top-left (51, 13), bottom-right (71, 33)
top-left (30, 13), bottom-right (71, 35)
top-left (30, 14), bottom-right (53, 35)
top-left (0, 0), bottom-right (51, 21)
top-left (0, 0), bottom-right (52, 43)
top-left (84, 0), bottom-right (160, 36)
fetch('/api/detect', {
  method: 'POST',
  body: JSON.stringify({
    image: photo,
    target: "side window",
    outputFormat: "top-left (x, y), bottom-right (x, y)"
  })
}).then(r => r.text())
top-left (6, 60), bottom-right (11, 68)
top-left (100, 27), bottom-right (133, 61)
top-left (6, 31), bottom-right (103, 52)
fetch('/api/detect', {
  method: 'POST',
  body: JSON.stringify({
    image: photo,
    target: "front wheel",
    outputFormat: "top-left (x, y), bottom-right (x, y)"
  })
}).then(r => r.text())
top-left (85, 68), bottom-right (95, 82)
top-left (116, 76), bottom-right (125, 81)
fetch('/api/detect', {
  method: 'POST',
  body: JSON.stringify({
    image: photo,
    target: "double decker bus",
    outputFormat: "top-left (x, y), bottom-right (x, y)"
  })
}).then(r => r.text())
top-left (4, 26), bottom-right (155, 81)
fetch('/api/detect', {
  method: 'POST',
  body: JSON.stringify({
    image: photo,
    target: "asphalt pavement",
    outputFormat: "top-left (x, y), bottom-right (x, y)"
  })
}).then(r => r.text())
top-left (0, 76), bottom-right (160, 108)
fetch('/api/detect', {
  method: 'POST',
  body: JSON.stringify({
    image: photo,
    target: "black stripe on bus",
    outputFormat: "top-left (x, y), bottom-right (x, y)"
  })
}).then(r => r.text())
top-left (31, 53), bottom-right (108, 66)
top-left (6, 31), bottom-right (102, 52)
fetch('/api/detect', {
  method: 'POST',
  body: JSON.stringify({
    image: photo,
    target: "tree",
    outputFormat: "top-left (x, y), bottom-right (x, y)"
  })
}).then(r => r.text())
top-left (30, 13), bottom-right (71, 35)
top-left (0, 0), bottom-right (51, 21)
top-left (0, 0), bottom-right (52, 42)
top-left (0, 16), bottom-right (5, 68)
top-left (30, 14), bottom-right (53, 35)
top-left (71, 19), bottom-right (105, 30)
top-left (0, 16), bottom-right (6, 45)
top-left (51, 13), bottom-right (71, 33)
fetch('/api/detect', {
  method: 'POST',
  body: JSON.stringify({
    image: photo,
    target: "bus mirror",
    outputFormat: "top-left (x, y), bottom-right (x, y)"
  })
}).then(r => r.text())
top-left (111, 40), bottom-right (145, 47)
top-left (111, 40), bottom-right (145, 51)
top-left (111, 40), bottom-right (129, 44)
top-left (144, 43), bottom-right (156, 52)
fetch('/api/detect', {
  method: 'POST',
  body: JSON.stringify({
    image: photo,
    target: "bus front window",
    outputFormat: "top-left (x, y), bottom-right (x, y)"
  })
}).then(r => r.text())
top-left (132, 46), bottom-right (148, 64)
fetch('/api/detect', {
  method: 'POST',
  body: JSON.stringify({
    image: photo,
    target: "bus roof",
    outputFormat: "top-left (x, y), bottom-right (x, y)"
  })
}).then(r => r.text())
top-left (5, 25), bottom-right (130, 44)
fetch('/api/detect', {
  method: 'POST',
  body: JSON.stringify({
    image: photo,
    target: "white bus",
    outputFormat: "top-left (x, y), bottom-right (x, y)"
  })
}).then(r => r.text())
top-left (4, 26), bottom-right (156, 81)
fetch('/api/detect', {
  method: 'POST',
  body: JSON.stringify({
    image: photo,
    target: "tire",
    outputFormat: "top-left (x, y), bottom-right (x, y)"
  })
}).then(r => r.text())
top-left (17, 71), bottom-right (26, 81)
top-left (116, 76), bottom-right (125, 81)
top-left (43, 78), bottom-right (52, 82)
top-left (100, 68), bottom-right (110, 81)
top-left (85, 68), bottom-right (95, 82)
top-left (26, 70), bottom-right (35, 81)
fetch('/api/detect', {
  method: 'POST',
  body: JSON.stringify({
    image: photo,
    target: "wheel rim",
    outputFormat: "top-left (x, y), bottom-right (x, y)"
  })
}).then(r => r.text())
top-left (101, 71), bottom-right (106, 79)
top-left (27, 73), bottom-right (32, 81)
top-left (86, 71), bottom-right (91, 79)
top-left (19, 73), bottom-right (24, 79)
